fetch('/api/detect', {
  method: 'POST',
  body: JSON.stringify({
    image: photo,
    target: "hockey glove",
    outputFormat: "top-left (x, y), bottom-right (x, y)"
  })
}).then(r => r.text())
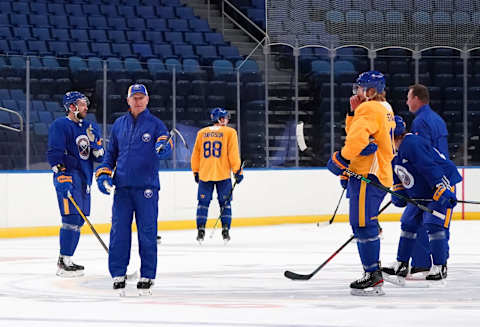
top-left (234, 169), bottom-right (244, 184)
top-left (339, 173), bottom-right (348, 189)
top-left (360, 142), bottom-right (378, 156)
top-left (391, 183), bottom-right (407, 207)
top-left (327, 151), bottom-right (349, 176)
top-left (433, 183), bottom-right (457, 209)
top-left (391, 194), bottom-right (407, 207)
top-left (155, 135), bottom-right (173, 160)
top-left (194, 172), bottom-right (199, 184)
top-left (95, 165), bottom-right (113, 195)
top-left (52, 164), bottom-right (73, 197)
top-left (86, 124), bottom-right (104, 158)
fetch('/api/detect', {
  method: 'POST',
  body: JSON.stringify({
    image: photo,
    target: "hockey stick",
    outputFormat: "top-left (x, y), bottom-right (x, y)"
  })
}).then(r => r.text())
top-left (67, 192), bottom-right (109, 253)
top-left (317, 188), bottom-right (346, 227)
top-left (156, 127), bottom-right (189, 153)
top-left (411, 198), bottom-right (480, 205)
top-left (209, 160), bottom-right (247, 239)
top-left (344, 168), bottom-right (446, 220)
top-left (284, 201), bottom-right (392, 281)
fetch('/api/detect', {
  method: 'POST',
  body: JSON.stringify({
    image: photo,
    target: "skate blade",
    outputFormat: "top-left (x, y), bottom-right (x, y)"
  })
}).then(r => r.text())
top-left (197, 239), bottom-right (204, 245)
top-left (117, 289), bottom-right (126, 297)
top-left (406, 272), bottom-right (429, 280)
top-left (382, 274), bottom-right (406, 286)
top-left (350, 286), bottom-right (385, 296)
top-left (138, 289), bottom-right (152, 296)
top-left (56, 269), bottom-right (84, 278)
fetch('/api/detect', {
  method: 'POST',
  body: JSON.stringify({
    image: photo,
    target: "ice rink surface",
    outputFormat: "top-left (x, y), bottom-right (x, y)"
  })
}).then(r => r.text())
top-left (1, 220), bottom-right (479, 327)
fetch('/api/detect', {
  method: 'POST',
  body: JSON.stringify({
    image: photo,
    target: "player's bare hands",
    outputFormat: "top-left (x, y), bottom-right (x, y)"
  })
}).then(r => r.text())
top-left (349, 95), bottom-right (365, 112)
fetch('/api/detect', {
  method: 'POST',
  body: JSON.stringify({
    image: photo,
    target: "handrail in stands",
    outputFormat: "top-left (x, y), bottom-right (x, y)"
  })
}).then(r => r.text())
top-left (0, 106), bottom-right (23, 133)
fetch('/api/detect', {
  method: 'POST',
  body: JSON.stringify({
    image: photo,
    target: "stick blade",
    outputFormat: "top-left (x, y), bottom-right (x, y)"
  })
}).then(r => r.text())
top-left (284, 270), bottom-right (312, 280)
top-left (296, 121), bottom-right (308, 151)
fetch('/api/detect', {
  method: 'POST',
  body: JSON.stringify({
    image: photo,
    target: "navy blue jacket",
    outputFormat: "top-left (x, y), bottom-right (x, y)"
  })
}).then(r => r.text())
top-left (411, 104), bottom-right (449, 158)
top-left (102, 108), bottom-right (170, 189)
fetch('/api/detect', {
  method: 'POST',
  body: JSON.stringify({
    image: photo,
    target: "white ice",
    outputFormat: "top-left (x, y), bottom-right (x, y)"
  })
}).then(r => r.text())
top-left (1, 221), bottom-right (479, 327)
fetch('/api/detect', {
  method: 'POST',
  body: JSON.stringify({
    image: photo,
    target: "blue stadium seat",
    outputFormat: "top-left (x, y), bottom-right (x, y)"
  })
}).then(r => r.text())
top-left (92, 43), bottom-right (114, 58)
top-left (235, 59), bottom-right (261, 82)
top-left (44, 101), bottom-right (62, 112)
top-left (153, 44), bottom-right (175, 59)
top-left (183, 58), bottom-right (207, 80)
top-left (175, 7), bottom-right (196, 19)
top-left (47, 3), bottom-right (66, 15)
top-left (127, 18), bottom-right (146, 30)
top-left (69, 16), bottom-right (89, 29)
top-left (10, 89), bottom-right (25, 101)
top-left (28, 40), bottom-right (50, 56)
top-left (346, 10), bottom-right (365, 24)
top-left (32, 28), bottom-right (51, 41)
top-left (326, 10), bottom-right (345, 24)
top-left (89, 16), bottom-right (108, 29)
top-left (71, 42), bottom-right (94, 57)
top-left (42, 56), bottom-right (68, 79)
top-left (164, 31), bottom-right (184, 44)
top-left (157, 7), bottom-right (176, 19)
top-left (433, 11), bottom-right (451, 25)
top-left (0, 2), bottom-right (12, 15)
top-left (137, 6), bottom-right (157, 19)
top-left (48, 41), bottom-right (72, 57)
top-left (126, 31), bottom-right (145, 43)
top-left (145, 31), bottom-right (164, 43)
top-left (65, 4), bottom-right (83, 16)
top-left (0, 89), bottom-right (10, 99)
top-left (108, 17), bottom-right (127, 30)
top-left (0, 14), bottom-right (9, 28)
top-left (83, 4), bottom-right (101, 16)
top-left (174, 44), bottom-right (197, 60)
top-left (108, 30), bottom-right (127, 43)
top-left (2, 100), bottom-right (18, 111)
top-left (51, 28), bottom-right (70, 41)
top-left (69, 56), bottom-right (88, 73)
top-left (87, 57), bottom-right (103, 74)
top-left (217, 46), bottom-right (242, 62)
top-left (118, 6), bottom-right (137, 18)
top-left (111, 43), bottom-right (133, 58)
top-left (29, 14), bottom-right (50, 28)
top-left (10, 14), bottom-right (29, 27)
top-left (386, 11), bottom-right (405, 24)
top-left (184, 32), bottom-right (206, 46)
top-left (212, 59), bottom-right (235, 81)
top-left (124, 58), bottom-right (150, 79)
top-left (100, 4), bottom-right (119, 17)
top-left (106, 57), bottom-right (128, 80)
top-left (189, 18), bottom-right (210, 32)
top-left (89, 29), bottom-right (108, 43)
top-left (204, 32), bottom-right (226, 46)
top-left (49, 15), bottom-right (69, 29)
top-left (165, 58), bottom-right (182, 73)
top-left (146, 18), bottom-right (169, 31)
top-left (13, 28), bottom-right (33, 41)
top-left (147, 58), bottom-right (170, 80)
top-left (132, 43), bottom-right (154, 59)
top-left (0, 40), bottom-right (9, 53)
top-left (168, 19), bottom-right (190, 32)
top-left (33, 101), bottom-right (47, 113)
top-left (0, 26), bottom-right (11, 39)
top-left (195, 45), bottom-right (220, 65)
top-left (452, 11), bottom-right (471, 25)
top-left (33, 122), bottom-right (49, 137)
top-left (413, 11), bottom-right (432, 25)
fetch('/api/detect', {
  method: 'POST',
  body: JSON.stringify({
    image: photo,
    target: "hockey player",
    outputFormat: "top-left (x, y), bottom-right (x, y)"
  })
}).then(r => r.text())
top-left (327, 71), bottom-right (396, 296)
top-left (47, 91), bottom-right (104, 277)
top-left (381, 116), bottom-right (461, 283)
top-left (95, 84), bottom-right (173, 295)
top-left (191, 107), bottom-right (243, 243)
top-left (405, 84), bottom-right (451, 275)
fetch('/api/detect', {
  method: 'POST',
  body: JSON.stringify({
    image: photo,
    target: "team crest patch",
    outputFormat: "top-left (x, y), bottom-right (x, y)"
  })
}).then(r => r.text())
top-left (142, 133), bottom-right (151, 142)
top-left (394, 165), bottom-right (415, 189)
top-left (76, 135), bottom-right (90, 160)
top-left (144, 189), bottom-right (153, 198)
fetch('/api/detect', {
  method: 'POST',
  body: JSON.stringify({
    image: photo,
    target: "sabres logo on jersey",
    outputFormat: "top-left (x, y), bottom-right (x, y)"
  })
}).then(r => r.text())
top-left (394, 165), bottom-right (415, 189)
top-left (76, 135), bottom-right (90, 160)
top-left (142, 133), bottom-right (151, 142)
top-left (144, 189), bottom-right (153, 198)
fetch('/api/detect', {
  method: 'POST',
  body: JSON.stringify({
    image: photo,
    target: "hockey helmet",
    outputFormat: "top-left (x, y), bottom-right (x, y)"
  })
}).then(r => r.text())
top-left (353, 71), bottom-right (386, 94)
top-left (63, 91), bottom-right (89, 111)
top-left (210, 107), bottom-right (230, 122)
top-left (394, 115), bottom-right (406, 137)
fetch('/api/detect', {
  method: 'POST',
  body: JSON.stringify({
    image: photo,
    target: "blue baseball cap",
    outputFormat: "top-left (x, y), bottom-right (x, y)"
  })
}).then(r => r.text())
top-left (127, 84), bottom-right (148, 97)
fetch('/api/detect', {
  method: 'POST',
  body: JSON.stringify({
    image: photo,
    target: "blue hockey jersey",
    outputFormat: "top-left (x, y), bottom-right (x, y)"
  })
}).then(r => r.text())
top-left (47, 117), bottom-right (103, 186)
top-left (102, 108), bottom-right (170, 189)
top-left (411, 104), bottom-right (449, 158)
top-left (392, 134), bottom-right (462, 199)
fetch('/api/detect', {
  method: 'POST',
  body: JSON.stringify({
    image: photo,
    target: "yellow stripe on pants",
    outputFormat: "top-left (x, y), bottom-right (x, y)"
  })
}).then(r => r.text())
top-left (359, 178), bottom-right (367, 227)
top-left (63, 198), bottom-right (70, 215)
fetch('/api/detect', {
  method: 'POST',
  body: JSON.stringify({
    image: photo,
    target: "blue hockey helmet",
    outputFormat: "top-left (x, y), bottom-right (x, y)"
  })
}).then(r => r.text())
top-left (354, 71), bottom-right (386, 94)
top-left (394, 115), bottom-right (406, 136)
top-left (63, 91), bottom-right (89, 111)
top-left (210, 107), bottom-right (230, 122)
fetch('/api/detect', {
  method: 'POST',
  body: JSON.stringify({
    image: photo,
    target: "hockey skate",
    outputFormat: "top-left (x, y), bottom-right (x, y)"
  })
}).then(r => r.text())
top-left (196, 228), bottom-right (205, 244)
top-left (56, 255), bottom-right (84, 277)
top-left (221, 227), bottom-right (230, 243)
top-left (426, 264), bottom-right (447, 281)
top-left (381, 261), bottom-right (408, 286)
top-left (137, 277), bottom-right (154, 296)
top-left (350, 269), bottom-right (385, 296)
top-left (113, 276), bottom-right (126, 296)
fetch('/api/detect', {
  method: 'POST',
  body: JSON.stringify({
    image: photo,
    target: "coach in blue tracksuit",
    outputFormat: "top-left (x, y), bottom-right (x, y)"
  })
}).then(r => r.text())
top-left (95, 84), bottom-right (173, 294)
top-left (406, 84), bottom-right (450, 274)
